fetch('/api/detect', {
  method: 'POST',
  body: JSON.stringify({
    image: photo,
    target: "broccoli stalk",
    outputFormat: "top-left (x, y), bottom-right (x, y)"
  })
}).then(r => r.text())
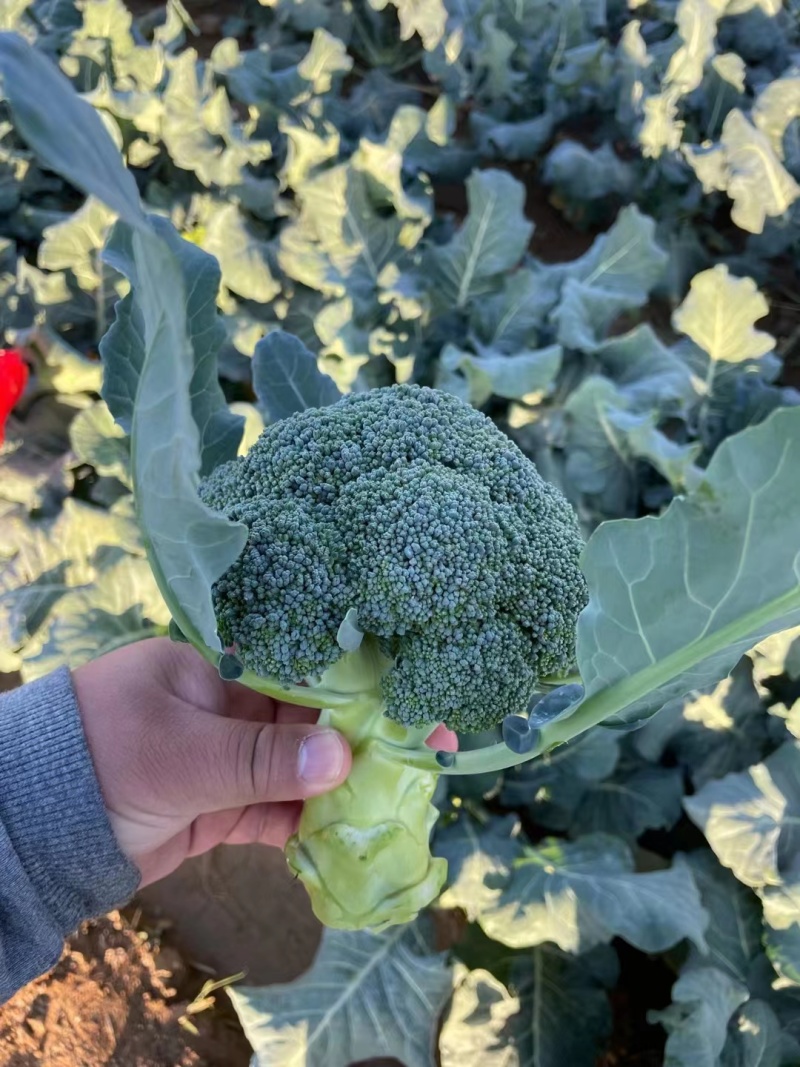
top-left (285, 637), bottom-right (447, 929)
top-left (197, 384), bottom-right (589, 929)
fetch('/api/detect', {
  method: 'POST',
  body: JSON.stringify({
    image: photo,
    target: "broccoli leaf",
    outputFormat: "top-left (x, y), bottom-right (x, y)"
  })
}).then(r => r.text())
top-left (684, 741), bottom-right (800, 889)
top-left (760, 876), bottom-right (800, 986)
top-left (436, 343), bottom-right (561, 407)
top-left (685, 110), bottom-right (800, 234)
top-left (439, 818), bottom-right (708, 954)
top-left (0, 32), bottom-right (144, 227)
top-left (428, 170), bottom-right (533, 309)
top-left (101, 217), bottom-right (244, 477)
top-left (229, 919), bottom-right (453, 1067)
top-left (649, 966), bottom-right (749, 1067)
top-left (680, 850), bottom-right (763, 983)
top-left (252, 329), bottom-right (341, 422)
top-left (547, 205), bottom-right (668, 351)
top-left (0, 35), bottom-right (247, 652)
top-left (69, 400), bottom-right (130, 486)
top-left (368, 0), bottom-right (447, 50)
top-left (570, 407), bottom-right (800, 731)
top-left (440, 948), bottom-right (616, 1067)
top-left (672, 266), bottom-right (774, 395)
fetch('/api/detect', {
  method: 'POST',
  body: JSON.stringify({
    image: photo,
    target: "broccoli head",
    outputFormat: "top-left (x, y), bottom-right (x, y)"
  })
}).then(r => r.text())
top-left (199, 384), bottom-right (587, 733)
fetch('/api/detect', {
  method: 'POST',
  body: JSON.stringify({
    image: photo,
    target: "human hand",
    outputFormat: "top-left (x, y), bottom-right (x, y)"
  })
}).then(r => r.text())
top-left (72, 637), bottom-right (352, 886)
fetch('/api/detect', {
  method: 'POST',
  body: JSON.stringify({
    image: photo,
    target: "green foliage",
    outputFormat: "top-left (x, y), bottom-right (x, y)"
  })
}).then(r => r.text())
top-left (229, 917), bottom-right (453, 1067)
top-left (2, 2), bottom-right (800, 1065)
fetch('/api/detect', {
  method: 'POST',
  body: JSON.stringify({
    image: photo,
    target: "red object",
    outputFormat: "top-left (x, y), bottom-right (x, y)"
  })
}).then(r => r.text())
top-left (0, 347), bottom-right (29, 445)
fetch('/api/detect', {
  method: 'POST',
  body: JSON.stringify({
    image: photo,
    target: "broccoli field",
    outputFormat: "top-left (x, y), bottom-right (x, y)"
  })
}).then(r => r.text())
top-left (1, 0), bottom-right (800, 1064)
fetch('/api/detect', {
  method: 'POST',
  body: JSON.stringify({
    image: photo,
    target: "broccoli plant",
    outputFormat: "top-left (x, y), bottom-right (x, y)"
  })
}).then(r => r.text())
top-left (4, 31), bottom-right (800, 950)
top-left (196, 384), bottom-right (587, 926)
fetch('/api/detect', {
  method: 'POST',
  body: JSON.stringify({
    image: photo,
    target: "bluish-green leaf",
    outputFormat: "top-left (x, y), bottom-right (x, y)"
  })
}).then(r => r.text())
top-left (681, 850), bottom-right (763, 982)
top-left (441, 947), bottom-right (617, 1067)
top-left (229, 919), bottom-right (453, 1067)
top-left (69, 401), bottom-right (130, 487)
top-left (101, 216), bottom-right (244, 477)
top-left (672, 267), bottom-right (774, 397)
top-left (429, 170), bottom-right (533, 309)
top-left (569, 763), bottom-right (684, 840)
top-left (634, 659), bottom-right (772, 789)
top-left (436, 813), bottom-right (521, 922)
top-left (543, 140), bottom-right (634, 206)
top-left (501, 727), bottom-right (620, 827)
top-left (760, 875), bottom-right (800, 985)
top-left (204, 203), bottom-right (282, 304)
top-left (685, 110), bottom-right (800, 234)
top-left (469, 268), bottom-right (554, 353)
top-left (571, 408), bottom-right (800, 729)
top-left (650, 967), bottom-right (749, 1067)
top-left (466, 832), bottom-right (708, 953)
top-left (368, 0), bottom-right (447, 50)
top-left (548, 205), bottom-right (668, 351)
top-left (722, 1000), bottom-right (783, 1067)
top-left (436, 343), bottom-right (561, 407)
top-left (0, 32), bottom-right (144, 227)
top-left (684, 741), bottom-right (800, 888)
top-left (252, 329), bottom-right (341, 422)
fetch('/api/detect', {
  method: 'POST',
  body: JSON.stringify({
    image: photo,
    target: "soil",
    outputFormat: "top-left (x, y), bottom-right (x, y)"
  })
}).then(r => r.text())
top-left (0, 910), bottom-right (250, 1067)
top-left (0, 843), bottom-right (413, 1067)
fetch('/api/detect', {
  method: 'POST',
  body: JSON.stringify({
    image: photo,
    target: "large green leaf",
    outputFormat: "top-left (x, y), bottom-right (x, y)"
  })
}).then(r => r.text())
top-left (0, 32), bottom-right (144, 227)
top-left (684, 110), bottom-right (800, 234)
top-left (252, 329), bottom-right (341, 422)
top-left (367, 0), bottom-right (447, 51)
top-left (634, 660), bottom-right (772, 789)
top-left (760, 875), bottom-right (800, 986)
top-left (436, 343), bottom-right (561, 407)
top-left (38, 197), bottom-right (117, 291)
top-left (650, 967), bottom-right (749, 1067)
top-left (753, 75), bottom-right (800, 158)
top-left (685, 742), bottom-right (800, 891)
top-left (672, 266), bottom-right (774, 397)
top-left (569, 763), bottom-right (684, 839)
top-left (20, 552), bottom-right (168, 681)
top-left (204, 204), bottom-right (281, 304)
top-left (469, 268), bottom-right (554, 353)
top-left (664, 0), bottom-right (719, 97)
top-left (548, 205), bottom-right (668, 351)
top-left (568, 407), bottom-right (800, 731)
top-left (500, 728), bottom-right (621, 830)
top-left (440, 947), bottom-right (616, 1067)
top-left (0, 499), bottom-right (145, 669)
top-left (101, 216), bottom-right (244, 477)
top-left (69, 400), bottom-right (130, 486)
top-left (429, 170), bottom-right (533, 309)
top-left (229, 920), bottom-right (453, 1067)
top-left (592, 325), bottom-right (695, 409)
top-left (436, 814), bottom-right (522, 922)
top-left (0, 35), bottom-right (248, 652)
top-left (440, 823), bottom-right (708, 953)
top-left (722, 1000), bottom-right (784, 1067)
top-left (681, 850), bottom-right (763, 982)
top-left (118, 226), bottom-right (247, 649)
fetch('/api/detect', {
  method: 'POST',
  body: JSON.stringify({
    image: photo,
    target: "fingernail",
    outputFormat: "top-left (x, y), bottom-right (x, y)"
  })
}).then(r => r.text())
top-left (298, 730), bottom-right (346, 786)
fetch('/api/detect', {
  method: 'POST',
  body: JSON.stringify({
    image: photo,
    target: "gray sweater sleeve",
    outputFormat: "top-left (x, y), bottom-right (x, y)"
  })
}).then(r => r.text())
top-left (0, 668), bottom-right (140, 1001)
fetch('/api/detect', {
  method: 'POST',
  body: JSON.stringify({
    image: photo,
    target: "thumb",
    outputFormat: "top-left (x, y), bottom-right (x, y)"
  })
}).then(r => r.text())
top-left (189, 717), bottom-right (351, 814)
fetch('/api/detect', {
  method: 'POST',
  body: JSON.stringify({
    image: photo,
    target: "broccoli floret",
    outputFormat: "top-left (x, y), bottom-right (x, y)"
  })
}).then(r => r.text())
top-left (199, 384), bottom-right (587, 733)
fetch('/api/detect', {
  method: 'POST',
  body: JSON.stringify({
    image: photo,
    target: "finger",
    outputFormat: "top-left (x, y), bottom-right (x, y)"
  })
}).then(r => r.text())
top-left (426, 724), bottom-right (459, 752)
top-left (171, 713), bottom-right (351, 813)
top-left (185, 801), bottom-right (303, 855)
top-left (275, 702), bottom-right (319, 726)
